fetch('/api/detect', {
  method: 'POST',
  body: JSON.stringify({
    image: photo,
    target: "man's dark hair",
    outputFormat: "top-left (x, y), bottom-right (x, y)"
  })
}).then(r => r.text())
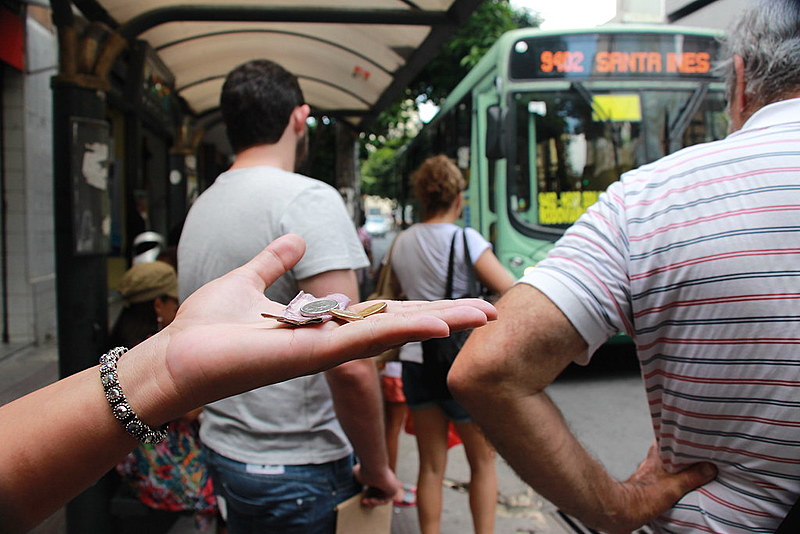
top-left (220, 59), bottom-right (305, 153)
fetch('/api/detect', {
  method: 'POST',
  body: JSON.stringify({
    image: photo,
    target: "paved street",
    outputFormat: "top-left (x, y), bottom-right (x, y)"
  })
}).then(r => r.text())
top-left (386, 361), bottom-right (653, 534)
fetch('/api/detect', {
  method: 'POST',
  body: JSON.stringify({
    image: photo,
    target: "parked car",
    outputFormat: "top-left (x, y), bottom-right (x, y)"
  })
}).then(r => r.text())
top-left (364, 214), bottom-right (392, 237)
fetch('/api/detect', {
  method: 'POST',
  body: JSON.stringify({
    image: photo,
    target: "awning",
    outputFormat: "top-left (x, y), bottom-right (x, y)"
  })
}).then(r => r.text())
top-left (67, 0), bottom-right (481, 130)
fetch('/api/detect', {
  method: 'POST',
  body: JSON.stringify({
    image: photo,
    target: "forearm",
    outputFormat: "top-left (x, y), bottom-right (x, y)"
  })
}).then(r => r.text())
top-left (0, 334), bottom-right (184, 533)
top-left (460, 381), bottom-right (625, 530)
top-left (301, 270), bottom-right (392, 471)
top-left (450, 285), bottom-right (713, 532)
top-left (0, 363), bottom-right (135, 530)
top-left (474, 250), bottom-right (516, 295)
top-left (326, 359), bottom-right (390, 471)
top-left (450, 283), bottom-right (622, 529)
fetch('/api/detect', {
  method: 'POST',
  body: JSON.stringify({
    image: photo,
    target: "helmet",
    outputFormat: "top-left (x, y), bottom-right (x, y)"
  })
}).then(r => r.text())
top-left (132, 231), bottom-right (165, 265)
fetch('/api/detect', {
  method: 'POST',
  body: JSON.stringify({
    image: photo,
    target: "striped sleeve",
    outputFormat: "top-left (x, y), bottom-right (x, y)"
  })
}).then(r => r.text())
top-left (517, 180), bottom-right (633, 361)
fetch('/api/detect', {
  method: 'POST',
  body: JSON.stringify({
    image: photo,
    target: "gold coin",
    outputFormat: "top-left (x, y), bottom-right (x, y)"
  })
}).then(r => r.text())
top-left (329, 308), bottom-right (364, 322)
top-left (359, 301), bottom-right (387, 317)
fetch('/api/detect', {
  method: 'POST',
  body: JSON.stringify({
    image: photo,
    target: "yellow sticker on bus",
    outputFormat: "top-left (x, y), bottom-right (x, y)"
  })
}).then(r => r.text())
top-left (592, 94), bottom-right (642, 122)
top-left (538, 191), bottom-right (602, 225)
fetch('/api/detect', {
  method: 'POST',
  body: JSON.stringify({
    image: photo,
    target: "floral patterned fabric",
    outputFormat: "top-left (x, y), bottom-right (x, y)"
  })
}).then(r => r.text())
top-left (116, 418), bottom-right (217, 529)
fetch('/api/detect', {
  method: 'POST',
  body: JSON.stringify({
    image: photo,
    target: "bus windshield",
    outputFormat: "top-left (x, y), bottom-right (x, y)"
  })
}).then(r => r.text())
top-left (509, 87), bottom-right (728, 228)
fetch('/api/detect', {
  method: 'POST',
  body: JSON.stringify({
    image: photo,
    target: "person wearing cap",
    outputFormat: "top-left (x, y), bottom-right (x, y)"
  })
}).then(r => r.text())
top-left (110, 260), bottom-right (221, 530)
top-left (109, 260), bottom-right (179, 349)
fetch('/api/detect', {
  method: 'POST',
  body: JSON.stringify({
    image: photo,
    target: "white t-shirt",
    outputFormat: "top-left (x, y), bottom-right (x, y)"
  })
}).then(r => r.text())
top-left (391, 223), bottom-right (491, 362)
top-left (178, 165), bottom-right (368, 466)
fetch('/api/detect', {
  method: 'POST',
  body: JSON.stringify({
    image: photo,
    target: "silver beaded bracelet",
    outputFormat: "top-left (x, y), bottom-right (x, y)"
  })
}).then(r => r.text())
top-left (100, 347), bottom-right (168, 444)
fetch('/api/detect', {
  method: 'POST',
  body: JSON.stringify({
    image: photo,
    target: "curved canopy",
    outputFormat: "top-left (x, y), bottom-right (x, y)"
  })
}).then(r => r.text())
top-left (68, 0), bottom-right (481, 129)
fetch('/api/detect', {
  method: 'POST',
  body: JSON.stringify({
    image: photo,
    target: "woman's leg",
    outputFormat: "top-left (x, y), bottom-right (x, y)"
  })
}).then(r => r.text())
top-left (412, 406), bottom-right (450, 534)
top-left (454, 420), bottom-right (497, 534)
top-left (385, 400), bottom-right (408, 473)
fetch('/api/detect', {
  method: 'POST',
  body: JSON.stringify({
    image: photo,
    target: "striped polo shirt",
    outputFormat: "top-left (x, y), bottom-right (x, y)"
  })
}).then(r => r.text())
top-left (520, 97), bottom-right (800, 533)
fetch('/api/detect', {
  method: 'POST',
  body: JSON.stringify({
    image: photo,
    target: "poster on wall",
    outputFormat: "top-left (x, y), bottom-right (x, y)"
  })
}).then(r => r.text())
top-left (70, 117), bottom-right (111, 255)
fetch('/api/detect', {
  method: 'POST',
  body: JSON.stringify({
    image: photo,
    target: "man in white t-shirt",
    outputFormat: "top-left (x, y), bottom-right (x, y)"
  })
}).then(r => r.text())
top-left (178, 59), bottom-right (399, 533)
top-left (450, 1), bottom-right (800, 532)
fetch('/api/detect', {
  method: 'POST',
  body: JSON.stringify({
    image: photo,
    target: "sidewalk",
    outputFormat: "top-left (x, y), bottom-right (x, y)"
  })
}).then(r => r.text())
top-left (0, 342), bottom-right (577, 534)
top-left (0, 341), bottom-right (66, 534)
top-left (390, 428), bottom-right (567, 534)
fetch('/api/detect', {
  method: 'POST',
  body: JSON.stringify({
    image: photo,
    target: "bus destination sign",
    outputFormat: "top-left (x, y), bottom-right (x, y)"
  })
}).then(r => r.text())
top-left (510, 33), bottom-right (721, 80)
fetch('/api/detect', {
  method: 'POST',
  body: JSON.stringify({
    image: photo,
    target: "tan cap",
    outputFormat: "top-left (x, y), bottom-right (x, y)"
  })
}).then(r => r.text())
top-left (118, 261), bottom-right (178, 304)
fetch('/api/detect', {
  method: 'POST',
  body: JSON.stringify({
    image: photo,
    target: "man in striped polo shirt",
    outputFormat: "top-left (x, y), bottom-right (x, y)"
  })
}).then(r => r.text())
top-left (450, 1), bottom-right (800, 532)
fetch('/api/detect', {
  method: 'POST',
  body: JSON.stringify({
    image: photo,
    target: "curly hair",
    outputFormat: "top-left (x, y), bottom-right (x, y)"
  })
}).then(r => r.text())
top-left (412, 155), bottom-right (466, 218)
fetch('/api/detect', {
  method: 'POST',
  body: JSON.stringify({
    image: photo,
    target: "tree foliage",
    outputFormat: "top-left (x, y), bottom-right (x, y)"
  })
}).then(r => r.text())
top-left (411, 0), bottom-right (540, 105)
top-left (360, 136), bottom-right (408, 199)
top-left (360, 0), bottom-right (541, 198)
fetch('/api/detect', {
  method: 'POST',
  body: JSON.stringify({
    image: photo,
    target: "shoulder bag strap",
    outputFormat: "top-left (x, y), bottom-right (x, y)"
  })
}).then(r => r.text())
top-left (384, 231), bottom-right (399, 264)
top-left (368, 231), bottom-right (402, 300)
top-left (461, 229), bottom-right (479, 298)
top-left (444, 230), bottom-right (458, 299)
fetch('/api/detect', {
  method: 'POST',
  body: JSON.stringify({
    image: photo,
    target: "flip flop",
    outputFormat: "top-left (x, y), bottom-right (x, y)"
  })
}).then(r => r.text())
top-left (393, 484), bottom-right (417, 507)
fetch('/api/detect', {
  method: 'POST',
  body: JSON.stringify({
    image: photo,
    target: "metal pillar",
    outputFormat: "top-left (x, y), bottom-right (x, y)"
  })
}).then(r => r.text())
top-left (335, 122), bottom-right (360, 219)
top-left (52, 80), bottom-right (115, 534)
top-left (50, 1), bottom-right (129, 529)
top-left (167, 151), bottom-right (188, 241)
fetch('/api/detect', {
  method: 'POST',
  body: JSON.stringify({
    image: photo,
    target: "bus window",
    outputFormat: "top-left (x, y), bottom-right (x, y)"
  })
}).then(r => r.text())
top-left (639, 89), bottom-right (728, 159)
top-left (511, 91), bottom-right (641, 228)
top-left (681, 93), bottom-right (728, 146)
top-left (510, 88), bottom-right (727, 229)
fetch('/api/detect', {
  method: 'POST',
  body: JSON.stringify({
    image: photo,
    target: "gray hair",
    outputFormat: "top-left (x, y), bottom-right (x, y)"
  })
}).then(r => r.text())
top-left (717, 0), bottom-right (800, 108)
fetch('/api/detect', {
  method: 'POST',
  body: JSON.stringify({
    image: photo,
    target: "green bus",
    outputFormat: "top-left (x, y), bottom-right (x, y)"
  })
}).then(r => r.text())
top-left (398, 25), bottom-right (729, 278)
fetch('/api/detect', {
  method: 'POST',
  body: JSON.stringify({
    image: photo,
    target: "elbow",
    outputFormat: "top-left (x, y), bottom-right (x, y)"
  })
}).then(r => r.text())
top-left (327, 358), bottom-right (375, 388)
top-left (448, 344), bottom-right (503, 409)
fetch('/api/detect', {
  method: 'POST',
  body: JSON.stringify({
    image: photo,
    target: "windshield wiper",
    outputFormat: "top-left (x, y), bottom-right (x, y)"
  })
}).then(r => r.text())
top-left (666, 83), bottom-right (708, 153)
top-left (570, 81), bottom-right (622, 179)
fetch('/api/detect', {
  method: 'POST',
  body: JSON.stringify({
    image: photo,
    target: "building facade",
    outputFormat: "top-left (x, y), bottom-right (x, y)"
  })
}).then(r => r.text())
top-left (1, 4), bottom-right (58, 348)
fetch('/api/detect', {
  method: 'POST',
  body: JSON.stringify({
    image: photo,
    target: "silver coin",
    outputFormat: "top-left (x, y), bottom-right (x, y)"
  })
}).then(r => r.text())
top-left (300, 298), bottom-right (340, 317)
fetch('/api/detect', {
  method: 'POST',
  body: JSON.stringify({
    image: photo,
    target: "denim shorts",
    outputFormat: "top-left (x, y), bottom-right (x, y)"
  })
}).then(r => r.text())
top-left (401, 360), bottom-right (472, 423)
top-left (204, 448), bottom-right (359, 534)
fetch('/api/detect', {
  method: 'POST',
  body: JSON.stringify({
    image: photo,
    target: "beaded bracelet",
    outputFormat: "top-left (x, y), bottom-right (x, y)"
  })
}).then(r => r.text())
top-left (99, 347), bottom-right (168, 444)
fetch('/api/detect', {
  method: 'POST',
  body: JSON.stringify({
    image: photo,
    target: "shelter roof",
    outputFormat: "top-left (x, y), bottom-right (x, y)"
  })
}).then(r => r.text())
top-left (68, 0), bottom-right (480, 129)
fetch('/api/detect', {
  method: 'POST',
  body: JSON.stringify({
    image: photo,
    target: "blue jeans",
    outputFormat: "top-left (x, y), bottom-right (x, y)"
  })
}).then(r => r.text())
top-left (205, 448), bottom-right (359, 534)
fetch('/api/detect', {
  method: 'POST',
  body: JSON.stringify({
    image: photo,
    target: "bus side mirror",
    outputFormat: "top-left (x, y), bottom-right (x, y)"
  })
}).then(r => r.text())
top-left (486, 105), bottom-right (507, 160)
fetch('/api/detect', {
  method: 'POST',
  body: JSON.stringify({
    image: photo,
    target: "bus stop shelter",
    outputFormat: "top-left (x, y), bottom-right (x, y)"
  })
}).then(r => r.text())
top-left (48, 1), bottom-right (480, 531)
